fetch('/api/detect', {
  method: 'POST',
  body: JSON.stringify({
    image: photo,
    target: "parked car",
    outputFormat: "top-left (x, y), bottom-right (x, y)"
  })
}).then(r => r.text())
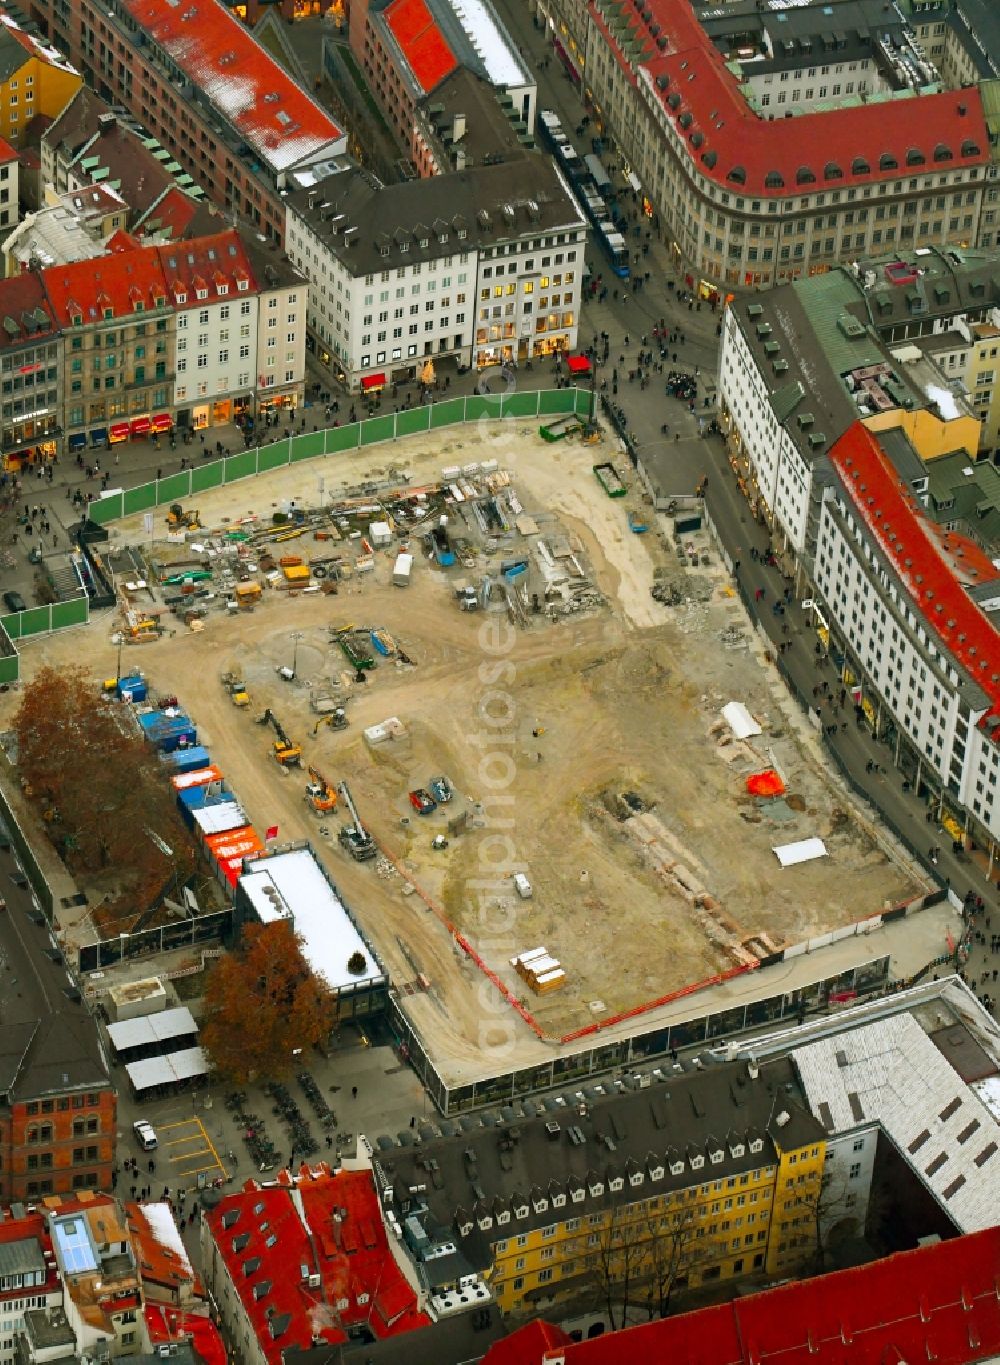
top-left (3, 591), bottom-right (25, 614)
top-left (408, 789), bottom-right (437, 816)
top-left (133, 1119), bottom-right (158, 1151)
top-left (428, 775), bottom-right (453, 804)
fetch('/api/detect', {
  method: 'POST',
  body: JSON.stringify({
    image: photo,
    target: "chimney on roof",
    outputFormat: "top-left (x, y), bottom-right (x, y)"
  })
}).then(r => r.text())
top-left (97, 112), bottom-right (115, 131)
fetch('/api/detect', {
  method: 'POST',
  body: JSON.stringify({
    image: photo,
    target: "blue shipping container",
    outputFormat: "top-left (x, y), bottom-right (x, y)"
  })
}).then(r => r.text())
top-left (117, 675), bottom-right (148, 702)
top-left (163, 745), bottom-right (210, 773)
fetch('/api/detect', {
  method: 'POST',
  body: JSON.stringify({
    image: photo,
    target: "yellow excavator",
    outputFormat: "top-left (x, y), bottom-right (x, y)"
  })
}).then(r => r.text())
top-left (313, 708), bottom-right (348, 735)
top-left (305, 766), bottom-right (337, 814)
top-left (256, 707), bottom-right (302, 767)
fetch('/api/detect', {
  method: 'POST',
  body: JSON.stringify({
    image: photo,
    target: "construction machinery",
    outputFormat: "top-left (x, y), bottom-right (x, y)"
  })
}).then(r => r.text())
top-left (166, 503), bottom-right (201, 529)
top-left (305, 766), bottom-right (337, 814)
top-left (256, 707), bottom-right (303, 767)
top-left (313, 709), bottom-right (348, 735)
top-left (337, 781), bottom-right (376, 861)
top-left (220, 671), bottom-right (251, 707)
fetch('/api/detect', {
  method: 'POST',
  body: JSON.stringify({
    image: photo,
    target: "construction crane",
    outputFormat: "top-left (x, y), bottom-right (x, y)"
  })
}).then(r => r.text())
top-left (337, 781), bottom-right (376, 861)
top-left (256, 707), bottom-right (302, 767)
top-left (313, 709), bottom-right (348, 735)
top-left (305, 767), bottom-right (337, 814)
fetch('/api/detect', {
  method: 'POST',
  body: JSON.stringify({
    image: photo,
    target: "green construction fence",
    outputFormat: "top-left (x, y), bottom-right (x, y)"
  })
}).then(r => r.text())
top-left (87, 387), bottom-right (592, 528)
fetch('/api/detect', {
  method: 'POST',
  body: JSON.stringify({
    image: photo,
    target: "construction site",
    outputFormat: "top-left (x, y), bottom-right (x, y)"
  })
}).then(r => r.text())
top-left (4, 416), bottom-right (932, 1104)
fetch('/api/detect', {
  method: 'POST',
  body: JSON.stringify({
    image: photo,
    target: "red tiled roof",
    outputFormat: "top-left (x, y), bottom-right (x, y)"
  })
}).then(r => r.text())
top-left (385, 0), bottom-right (458, 95)
top-left (204, 1167), bottom-right (430, 1365)
top-left (830, 422), bottom-right (1000, 738)
top-left (484, 1320), bottom-right (572, 1364)
top-left (0, 271), bottom-right (56, 350)
top-left (42, 246), bottom-right (168, 328)
top-left (155, 229), bottom-right (255, 308)
top-left (592, 0), bottom-right (991, 198)
top-left (145, 1304), bottom-right (227, 1365)
top-left (507, 1226), bottom-right (1000, 1364)
top-left (137, 186), bottom-right (203, 242)
top-left (120, 0), bottom-right (343, 172)
top-left (0, 133), bottom-right (17, 165)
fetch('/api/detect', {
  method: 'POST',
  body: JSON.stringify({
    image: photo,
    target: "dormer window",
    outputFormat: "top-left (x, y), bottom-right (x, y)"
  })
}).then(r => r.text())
top-left (380, 245), bottom-right (389, 257)
top-left (571, 1186), bottom-right (585, 1203)
top-left (588, 1181), bottom-right (603, 1198)
top-left (71, 313), bottom-right (82, 327)
top-left (690, 1154), bottom-right (705, 1170)
top-left (196, 288), bottom-right (208, 301)
top-left (710, 1148), bottom-right (724, 1165)
top-left (458, 1218), bottom-right (473, 1236)
top-left (103, 308), bottom-right (113, 320)
top-left (477, 1214), bottom-right (493, 1231)
top-left (438, 232), bottom-right (448, 245)
top-left (175, 292), bottom-right (187, 305)
top-left (457, 228), bottom-right (467, 239)
top-left (649, 1164), bottom-right (664, 1181)
top-left (133, 301), bottom-right (144, 313)
top-left (514, 1203), bottom-right (528, 1219)
top-left (497, 1209), bottom-right (510, 1224)
top-left (400, 242), bottom-right (408, 254)
top-left (531, 1196), bottom-right (548, 1214)
top-left (609, 1175), bottom-right (624, 1192)
top-left (749, 1138), bottom-right (763, 1154)
top-left (628, 1170), bottom-right (643, 1187)
top-left (237, 278), bottom-right (249, 291)
top-left (418, 236), bottom-right (428, 248)
top-left (552, 1192), bottom-right (566, 1208)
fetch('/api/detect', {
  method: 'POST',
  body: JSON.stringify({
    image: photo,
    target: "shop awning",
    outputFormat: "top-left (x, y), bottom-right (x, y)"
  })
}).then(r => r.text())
top-left (567, 354), bottom-right (591, 375)
top-left (109, 422), bottom-right (130, 443)
top-left (361, 372), bottom-right (386, 392)
top-left (626, 171), bottom-right (641, 193)
top-left (69, 433), bottom-right (87, 451)
top-left (152, 413), bottom-right (172, 432)
top-left (90, 428), bottom-right (107, 445)
top-left (130, 416), bottom-right (151, 436)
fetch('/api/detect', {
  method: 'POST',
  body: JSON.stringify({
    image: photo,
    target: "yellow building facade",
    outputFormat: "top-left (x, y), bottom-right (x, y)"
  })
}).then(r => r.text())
top-left (0, 22), bottom-right (81, 147)
top-left (486, 1135), bottom-right (826, 1316)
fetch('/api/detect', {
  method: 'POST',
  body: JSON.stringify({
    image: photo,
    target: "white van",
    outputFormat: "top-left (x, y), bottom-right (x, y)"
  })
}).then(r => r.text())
top-left (513, 873), bottom-right (533, 900)
top-left (133, 1119), bottom-right (158, 1151)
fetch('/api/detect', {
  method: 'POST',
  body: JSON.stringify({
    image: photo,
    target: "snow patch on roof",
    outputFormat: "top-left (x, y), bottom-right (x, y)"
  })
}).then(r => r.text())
top-left (140, 1202), bottom-right (192, 1279)
top-left (449, 0), bottom-right (526, 86)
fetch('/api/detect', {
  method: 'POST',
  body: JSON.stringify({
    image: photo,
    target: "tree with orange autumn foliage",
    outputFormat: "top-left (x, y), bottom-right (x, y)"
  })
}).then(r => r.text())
top-left (201, 921), bottom-right (336, 1083)
top-left (13, 665), bottom-right (192, 883)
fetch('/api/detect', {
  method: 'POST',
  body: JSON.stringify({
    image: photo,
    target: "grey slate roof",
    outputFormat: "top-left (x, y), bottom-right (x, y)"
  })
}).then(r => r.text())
top-left (0, 1234), bottom-right (45, 1280)
top-left (0, 843), bottom-right (110, 1104)
top-left (287, 152), bottom-right (585, 278)
top-left (793, 1012), bottom-right (1000, 1232)
top-left (376, 1056), bottom-right (823, 1268)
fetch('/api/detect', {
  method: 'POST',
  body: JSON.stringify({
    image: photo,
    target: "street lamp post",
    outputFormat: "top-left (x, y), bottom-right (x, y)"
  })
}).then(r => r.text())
top-left (290, 630), bottom-right (304, 679)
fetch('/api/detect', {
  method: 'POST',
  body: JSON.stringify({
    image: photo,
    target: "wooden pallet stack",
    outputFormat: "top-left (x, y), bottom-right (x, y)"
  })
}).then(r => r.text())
top-left (511, 946), bottom-right (566, 994)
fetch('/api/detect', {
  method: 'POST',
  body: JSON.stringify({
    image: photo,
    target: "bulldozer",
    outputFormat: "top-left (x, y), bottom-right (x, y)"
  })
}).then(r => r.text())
top-left (305, 766), bottom-right (337, 814)
top-left (166, 503), bottom-right (200, 530)
top-left (220, 671), bottom-right (251, 708)
top-left (313, 709), bottom-right (348, 735)
top-left (256, 707), bottom-right (302, 767)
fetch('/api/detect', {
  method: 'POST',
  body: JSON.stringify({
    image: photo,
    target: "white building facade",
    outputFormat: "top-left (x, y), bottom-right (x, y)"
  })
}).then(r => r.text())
top-left (285, 158), bottom-right (586, 386)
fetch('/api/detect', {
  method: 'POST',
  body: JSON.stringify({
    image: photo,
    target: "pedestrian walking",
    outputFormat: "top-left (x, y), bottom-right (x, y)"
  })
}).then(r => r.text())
top-left (351, 1086), bottom-right (358, 1100)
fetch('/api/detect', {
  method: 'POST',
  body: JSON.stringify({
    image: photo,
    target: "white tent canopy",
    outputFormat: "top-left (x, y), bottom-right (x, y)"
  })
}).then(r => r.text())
top-left (773, 838), bottom-right (828, 868)
top-left (722, 701), bottom-right (762, 740)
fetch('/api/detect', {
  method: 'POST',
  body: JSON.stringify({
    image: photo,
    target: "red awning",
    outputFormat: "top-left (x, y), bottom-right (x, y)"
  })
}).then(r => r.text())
top-left (152, 413), bottom-right (172, 432)
top-left (567, 354), bottom-right (591, 375)
top-left (109, 422), bottom-right (130, 442)
top-left (361, 372), bottom-right (386, 392)
top-left (130, 417), bottom-right (151, 436)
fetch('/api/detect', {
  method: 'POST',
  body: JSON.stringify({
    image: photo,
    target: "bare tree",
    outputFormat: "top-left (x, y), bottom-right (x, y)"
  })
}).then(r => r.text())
top-left (589, 1195), bottom-right (727, 1328)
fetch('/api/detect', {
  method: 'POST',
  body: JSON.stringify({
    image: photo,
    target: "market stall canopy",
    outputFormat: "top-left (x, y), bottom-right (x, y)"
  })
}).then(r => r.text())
top-left (567, 353), bottom-right (591, 375)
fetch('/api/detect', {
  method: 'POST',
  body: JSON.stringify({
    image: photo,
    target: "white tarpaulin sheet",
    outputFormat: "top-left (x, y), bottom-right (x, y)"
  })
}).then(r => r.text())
top-left (773, 837), bottom-right (828, 868)
top-left (722, 701), bottom-right (762, 740)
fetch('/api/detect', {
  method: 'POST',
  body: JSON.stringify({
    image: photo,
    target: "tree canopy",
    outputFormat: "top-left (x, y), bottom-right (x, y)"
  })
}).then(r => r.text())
top-left (13, 665), bottom-right (191, 885)
top-left (201, 921), bottom-right (336, 1084)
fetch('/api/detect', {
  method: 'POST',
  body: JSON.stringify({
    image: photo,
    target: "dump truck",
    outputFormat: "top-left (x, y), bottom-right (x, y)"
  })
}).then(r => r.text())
top-left (220, 671), bottom-right (251, 708)
top-left (305, 766), bottom-right (337, 814)
top-left (337, 781), bottom-right (376, 861)
top-left (257, 707), bottom-right (302, 766)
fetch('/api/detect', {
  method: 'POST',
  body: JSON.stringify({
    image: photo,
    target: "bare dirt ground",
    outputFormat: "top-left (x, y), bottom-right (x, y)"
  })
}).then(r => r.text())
top-left (5, 422), bottom-right (922, 1076)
